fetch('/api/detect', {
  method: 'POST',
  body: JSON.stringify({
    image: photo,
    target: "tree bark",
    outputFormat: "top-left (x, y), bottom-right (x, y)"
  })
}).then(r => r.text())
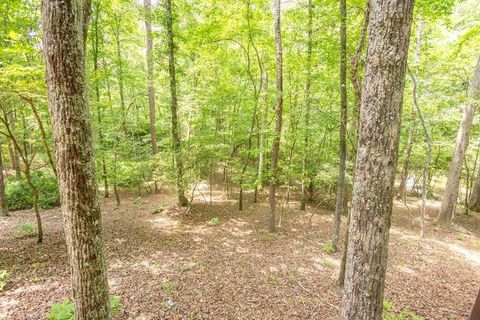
top-left (332, 0), bottom-right (347, 252)
top-left (91, 0), bottom-right (109, 198)
top-left (469, 163), bottom-right (480, 211)
top-left (144, 0), bottom-right (158, 155)
top-left (41, 0), bottom-right (111, 318)
top-left (469, 289), bottom-right (480, 320)
top-left (165, 0), bottom-right (188, 207)
top-left (300, 0), bottom-right (313, 211)
top-left (342, 0), bottom-right (414, 319)
top-left (268, 0), bottom-right (283, 232)
top-left (437, 56), bottom-right (480, 225)
top-left (0, 143), bottom-right (8, 217)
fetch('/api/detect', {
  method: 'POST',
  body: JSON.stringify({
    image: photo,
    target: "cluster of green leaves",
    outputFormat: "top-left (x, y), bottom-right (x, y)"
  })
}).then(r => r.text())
top-left (1, 0), bottom-right (479, 208)
top-left (383, 300), bottom-right (425, 320)
top-left (47, 296), bottom-right (123, 320)
top-left (0, 270), bottom-right (9, 293)
top-left (5, 171), bottom-right (59, 210)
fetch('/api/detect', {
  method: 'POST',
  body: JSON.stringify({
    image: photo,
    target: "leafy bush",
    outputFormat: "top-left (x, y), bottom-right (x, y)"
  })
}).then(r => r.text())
top-left (15, 223), bottom-right (37, 238)
top-left (207, 217), bottom-right (220, 227)
top-left (5, 179), bottom-right (31, 210)
top-left (47, 296), bottom-right (123, 320)
top-left (322, 241), bottom-right (335, 254)
top-left (0, 270), bottom-right (9, 292)
top-left (383, 299), bottom-right (425, 320)
top-left (5, 171), bottom-right (59, 211)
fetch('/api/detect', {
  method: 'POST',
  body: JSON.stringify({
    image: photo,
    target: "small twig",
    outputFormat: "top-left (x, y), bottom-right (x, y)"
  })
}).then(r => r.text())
top-left (294, 280), bottom-right (340, 311)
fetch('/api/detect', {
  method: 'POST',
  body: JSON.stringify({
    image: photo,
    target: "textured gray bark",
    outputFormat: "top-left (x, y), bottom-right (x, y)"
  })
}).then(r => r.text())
top-left (166, 0), bottom-right (188, 207)
top-left (268, 0), bottom-right (283, 232)
top-left (41, 0), bottom-right (111, 318)
top-left (332, 0), bottom-right (347, 252)
top-left (342, 0), bottom-right (414, 319)
top-left (437, 56), bottom-right (480, 225)
top-left (144, 0), bottom-right (158, 155)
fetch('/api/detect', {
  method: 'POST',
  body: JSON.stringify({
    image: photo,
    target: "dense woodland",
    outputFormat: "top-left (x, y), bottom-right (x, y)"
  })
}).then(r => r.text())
top-left (1, 0), bottom-right (480, 319)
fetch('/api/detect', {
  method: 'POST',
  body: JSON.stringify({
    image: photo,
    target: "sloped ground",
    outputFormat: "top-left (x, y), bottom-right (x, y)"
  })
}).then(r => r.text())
top-left (0, 190), bottom-right (479, 319)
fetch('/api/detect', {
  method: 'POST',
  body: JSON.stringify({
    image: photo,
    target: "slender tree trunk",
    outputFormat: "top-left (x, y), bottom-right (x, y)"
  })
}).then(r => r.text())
top-left (300, 0), bottom-right (313, 211)
top-left (268, 0), bottom-right (283, 233)
top-left (92, 1), bottom-right (109, 198)
top-left (468, 163), bottom-right (480, 211)
top-left (396, 113), bottom-right (416, 199)
top-left (437, 56), bottom-right (480, 225)
top-left (332, 0), bottom-right (347, 252)
top-left (0, 143), bottom-right (8, 217)
top-left (144, 0), bottom-right (158, 155)
top-left (24, 167), bottom-right (43, 244)
top-left (27, 101), bottom-right (57, 177)
top-left (41, 0), bottom-right (111, 318)
top-left (165, 0), bottom-right (188, 207)
top-left (342, 1), bottom-right (414, 319)
top-left (113, 16), bottom-right (125, 115)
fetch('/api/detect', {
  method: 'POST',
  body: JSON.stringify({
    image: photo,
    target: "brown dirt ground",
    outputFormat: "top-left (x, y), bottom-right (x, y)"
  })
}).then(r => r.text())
top-left (0, 189), bottom-right (479, 320)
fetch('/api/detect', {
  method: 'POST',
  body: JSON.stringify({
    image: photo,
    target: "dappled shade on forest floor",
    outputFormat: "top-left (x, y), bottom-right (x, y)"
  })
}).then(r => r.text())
top-left (0, 190), bottom-right (479, 319)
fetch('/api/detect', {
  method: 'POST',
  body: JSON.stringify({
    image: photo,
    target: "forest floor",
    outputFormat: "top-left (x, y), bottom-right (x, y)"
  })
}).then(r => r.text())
top-left (1, 186), bottom-right (480, 320)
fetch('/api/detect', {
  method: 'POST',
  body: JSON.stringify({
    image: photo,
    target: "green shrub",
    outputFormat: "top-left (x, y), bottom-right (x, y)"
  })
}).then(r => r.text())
top-left (207, 217), bottom-right (220, 227)
top-left (15, 223), bottom-right (37, 238)
top-left (5, 171), bottom-right (59, 211)
top-left (0, 270), bottom-right (9, 292)
top-left (163, 281), bottom-right (176, 296)
top-left (322, 241), bottom-right (335, 254)
top-left (47, 296), bottom-right (123, 320)
top-left (383, 299), bottom-right (425, 320)
top-left (5, 179), bottom-right (32, 210)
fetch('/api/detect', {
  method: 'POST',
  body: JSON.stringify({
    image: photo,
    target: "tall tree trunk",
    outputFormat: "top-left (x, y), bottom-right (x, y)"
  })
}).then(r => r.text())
top-left (332, 0), bottom-right (347, 252)
top-left (144, 0), bottom-right (158, 155)
top-left (114, 16), bottom-right (125, 115)
top-left (268, 0), bottom-right (283, 232)
top-left (300, 0), bottom-right (313, 211)
top-left (0, 143), bottom-right (8, 217)
top-left (437, 56), bottom-right (480, 225)
top-left (166, 0), bottom-right (188, 207)
top-left (92, 0), bottom-right (109, 198)
top-left (342, 0), bottom-right (414, 319)
top-left (41, 0), bottom-right (111, 318)
top-left (468, 163), bottom-right (480, 211)
top-left (338, 7), bottom-right (369, 287)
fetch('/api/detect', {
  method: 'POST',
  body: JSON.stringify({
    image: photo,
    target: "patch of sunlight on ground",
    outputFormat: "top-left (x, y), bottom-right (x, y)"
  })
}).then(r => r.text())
top-left (148, 215), bottom-right (179, 230)
top-left (443, 242), bottom-right (480, 267)
top-left (396, 265), bottom-right (416, 275)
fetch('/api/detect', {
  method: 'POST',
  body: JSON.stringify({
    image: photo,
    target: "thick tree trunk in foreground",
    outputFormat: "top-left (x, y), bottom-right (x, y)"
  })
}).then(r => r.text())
top-left (332, 0), bottom-right (347, 252)
top-left (144, 0), bottom-right (158, 155)
top-left (438, 56), bottom-right (480, 225)
top-left (166, 0), bottom-right (188, 207)
top-left (342, 0), bottom-right (414, 319)
top-left (41, 0), bottom-right (111, 318)
top-left (469, 289), bottom-right (480, 320)
top-left (0, 144), bottom-right (7, 217)
top-left (268, 0), bottom-right (283, 232)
